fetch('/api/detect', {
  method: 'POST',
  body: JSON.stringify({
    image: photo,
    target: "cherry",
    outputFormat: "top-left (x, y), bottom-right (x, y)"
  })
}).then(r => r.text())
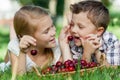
top-left (30, 50), bottom-right (37, 56)
top-left (69, 63), bottom-right (75, 67)
top-left (68, 66), bottom-right (75, 71)
top-left (80, 60), bottom-right (87, 66)
top-left (64, 61), bottom-right (69, 68)
top-left (51, 65), bottom-right (58, 72)
top-left (89, 62), bottom-right (97, 68)
top-left (73, 59), bottom-right (78, 66)
top-left (65, 68), bottom-right (69, 72)
top-left (68, 36), bottom-right (73, 41)
top-left (56, 61), bottom-right (63, 67)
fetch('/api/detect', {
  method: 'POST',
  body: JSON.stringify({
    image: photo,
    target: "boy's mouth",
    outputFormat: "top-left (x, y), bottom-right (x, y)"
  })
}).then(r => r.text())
top-left (74, 36), bottom-right (80, 42)
top-left (74, 36), bottom-right (80, 39)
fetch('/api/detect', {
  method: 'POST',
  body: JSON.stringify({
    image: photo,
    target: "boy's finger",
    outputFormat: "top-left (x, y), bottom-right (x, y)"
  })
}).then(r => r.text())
top-left (85, 34), bottom-right (97, 39)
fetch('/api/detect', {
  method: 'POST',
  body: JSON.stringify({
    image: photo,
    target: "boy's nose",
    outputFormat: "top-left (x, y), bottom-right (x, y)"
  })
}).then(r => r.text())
top-left (71, 25), bottom-right (77, 34)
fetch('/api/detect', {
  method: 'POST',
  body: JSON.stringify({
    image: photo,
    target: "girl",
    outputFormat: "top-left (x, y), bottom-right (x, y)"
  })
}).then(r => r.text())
top-left (8, 5), bottom-right (62, 80)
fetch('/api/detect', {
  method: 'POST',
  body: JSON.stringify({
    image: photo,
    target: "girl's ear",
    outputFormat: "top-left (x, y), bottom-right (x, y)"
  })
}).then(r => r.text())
top-left (97, 27), bottom-right (104, 37)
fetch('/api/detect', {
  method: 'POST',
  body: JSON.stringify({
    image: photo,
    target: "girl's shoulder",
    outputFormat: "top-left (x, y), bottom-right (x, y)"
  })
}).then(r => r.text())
top-left (7, 38), bottom-right (20, 56)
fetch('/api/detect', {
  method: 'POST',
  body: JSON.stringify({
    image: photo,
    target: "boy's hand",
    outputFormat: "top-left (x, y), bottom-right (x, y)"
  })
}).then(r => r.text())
top-left (58, 25), bottom-right (73, 62)
top-left (81, 34), bottom-right (101, 62)
top-left (19, 35), bottom-right (36, 53)
top-left (59, 25), bottom-right (71, 44)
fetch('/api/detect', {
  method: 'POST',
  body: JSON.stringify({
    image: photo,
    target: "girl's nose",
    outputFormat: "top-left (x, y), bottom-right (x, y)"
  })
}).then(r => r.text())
top-left (51, 27), bottom-right (56, 36)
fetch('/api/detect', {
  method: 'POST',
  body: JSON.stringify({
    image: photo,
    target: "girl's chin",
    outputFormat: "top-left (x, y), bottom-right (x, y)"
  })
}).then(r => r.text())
top-left (49, 43), bottom-right (56, 48)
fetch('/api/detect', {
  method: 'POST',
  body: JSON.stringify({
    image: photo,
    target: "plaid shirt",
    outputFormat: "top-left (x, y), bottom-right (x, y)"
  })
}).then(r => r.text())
top-left (70, 31), bottom-right (120, 65)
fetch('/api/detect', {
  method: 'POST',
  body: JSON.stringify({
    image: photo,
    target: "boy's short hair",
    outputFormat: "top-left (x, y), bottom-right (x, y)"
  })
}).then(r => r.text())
top-left (70, 0), bottom-right (110, 32)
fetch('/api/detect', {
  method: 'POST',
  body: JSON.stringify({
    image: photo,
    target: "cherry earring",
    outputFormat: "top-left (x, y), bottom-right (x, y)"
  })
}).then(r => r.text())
top-left (31, 50), bottom-right (37, 56)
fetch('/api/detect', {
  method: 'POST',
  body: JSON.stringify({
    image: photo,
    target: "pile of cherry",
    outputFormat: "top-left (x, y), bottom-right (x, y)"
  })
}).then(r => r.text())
top-left (41, 59), bottom-right (98, 75)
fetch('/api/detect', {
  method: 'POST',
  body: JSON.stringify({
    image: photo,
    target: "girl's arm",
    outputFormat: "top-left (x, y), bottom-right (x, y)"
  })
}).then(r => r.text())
top-left (10, 25), bottom-right (17, 39)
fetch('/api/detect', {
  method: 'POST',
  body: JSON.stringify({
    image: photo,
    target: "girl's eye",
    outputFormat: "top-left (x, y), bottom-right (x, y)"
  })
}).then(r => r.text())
top-left (44, 30), bottom-right (49, 34)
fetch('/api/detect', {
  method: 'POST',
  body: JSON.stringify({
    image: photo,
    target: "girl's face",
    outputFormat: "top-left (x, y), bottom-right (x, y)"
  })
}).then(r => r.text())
top-left (34, 15), bottom-right (56, 49)
top-left (70, 12), bottom-right (98, 46)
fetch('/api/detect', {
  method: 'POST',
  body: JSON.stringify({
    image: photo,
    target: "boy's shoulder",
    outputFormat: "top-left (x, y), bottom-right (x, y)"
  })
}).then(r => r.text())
top-left (101, 31), bottom-right (119, 45)
top-left (102, 31), bottom-right (119, 41)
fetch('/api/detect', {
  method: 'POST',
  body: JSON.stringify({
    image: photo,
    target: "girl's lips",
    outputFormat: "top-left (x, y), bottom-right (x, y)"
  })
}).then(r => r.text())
top-left (50, 38), bottom-right (56, 43)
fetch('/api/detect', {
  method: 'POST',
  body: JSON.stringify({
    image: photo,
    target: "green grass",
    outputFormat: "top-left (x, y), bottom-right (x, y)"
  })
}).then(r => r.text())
top-left (0, 26), bottom-right (9, 60)
top-left (1, 66), bottom-right (120, 80)
top-left (107, 25), bottom-right (120, 39)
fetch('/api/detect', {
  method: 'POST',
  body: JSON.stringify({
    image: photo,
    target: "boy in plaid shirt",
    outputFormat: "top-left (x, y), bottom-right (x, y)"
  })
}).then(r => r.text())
top-left (59, 0), bottom-right (120, 67)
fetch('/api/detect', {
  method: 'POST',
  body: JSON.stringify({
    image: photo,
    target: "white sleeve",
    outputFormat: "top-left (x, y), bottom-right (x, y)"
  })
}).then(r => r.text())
top-left (52, 39), bottom-right (61, 64)
top-left (7, 38), bottom-right (20, 56)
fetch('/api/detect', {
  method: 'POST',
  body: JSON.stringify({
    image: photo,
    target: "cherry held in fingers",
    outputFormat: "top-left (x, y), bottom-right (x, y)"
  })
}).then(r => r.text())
top-left (31, 50), bottom-right (37, 56)
top-left (68, 36), bottom-right (73, 41)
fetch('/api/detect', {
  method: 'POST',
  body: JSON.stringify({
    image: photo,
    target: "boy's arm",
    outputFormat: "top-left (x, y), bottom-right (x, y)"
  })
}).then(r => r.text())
top-left (59, 26), bottom-right (73, 62)
top-left (95, 50), bottom-right (118, 68)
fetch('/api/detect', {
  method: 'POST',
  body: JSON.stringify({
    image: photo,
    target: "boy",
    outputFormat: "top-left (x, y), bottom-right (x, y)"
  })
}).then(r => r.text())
top-left (59, 0), bottom-right (120, 67)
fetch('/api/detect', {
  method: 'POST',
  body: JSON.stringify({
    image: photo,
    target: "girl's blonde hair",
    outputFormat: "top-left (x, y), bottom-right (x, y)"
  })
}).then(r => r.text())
top-left (14, 5), bottom-right (49, 36)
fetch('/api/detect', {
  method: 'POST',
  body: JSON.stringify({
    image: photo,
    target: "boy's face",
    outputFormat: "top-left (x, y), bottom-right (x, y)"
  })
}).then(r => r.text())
top-left (70, 12), bottom-right (98, 46)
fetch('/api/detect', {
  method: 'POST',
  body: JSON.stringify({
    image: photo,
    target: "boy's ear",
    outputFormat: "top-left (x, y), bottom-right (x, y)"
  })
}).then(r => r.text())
top-left (97, 27), bottom-right (104, 37)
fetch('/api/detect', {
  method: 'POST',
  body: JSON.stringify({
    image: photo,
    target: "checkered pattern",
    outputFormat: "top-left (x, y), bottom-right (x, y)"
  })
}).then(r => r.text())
top-left (70, 31), bottom-right (120, 65)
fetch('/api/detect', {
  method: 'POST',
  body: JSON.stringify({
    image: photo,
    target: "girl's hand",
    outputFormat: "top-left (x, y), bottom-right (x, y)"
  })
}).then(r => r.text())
top-left (19, 35), bottom-right (36, 53)
top-left (81, 34), bottom-right (101, 62)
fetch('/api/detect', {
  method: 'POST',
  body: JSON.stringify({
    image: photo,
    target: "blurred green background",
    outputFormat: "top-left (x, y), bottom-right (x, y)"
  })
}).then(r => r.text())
top-left (0, 0), bottom-right (120, 61)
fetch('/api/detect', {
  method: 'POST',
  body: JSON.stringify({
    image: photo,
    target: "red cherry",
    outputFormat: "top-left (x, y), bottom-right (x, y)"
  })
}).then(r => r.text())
top-left (73, 59), bottom-right (78, 66)
top-left (85, 63), bottom-right (90, 68)
top-left (65, 68), bottom-right (69, 72)
top-left (51, 65), bottom-right (58, 72)
top-left (46, 67), bottom-right (52, 73)
top-left (64, 60), bottom-right (70, 68)
top-left (68, 66), bottom-right (75, 71)
top-left (89, 62), bottom-right (97, 68)
top-left (80, 60), bottom-right (87, 66)
top-left (68, 36), bottom-right (73, 41)
top-left (30, 50), bottom-right (37, 56)
top-left (56, 61), bottom-right (63, 67)
top-left (69, 63), bottom-right (75, 68)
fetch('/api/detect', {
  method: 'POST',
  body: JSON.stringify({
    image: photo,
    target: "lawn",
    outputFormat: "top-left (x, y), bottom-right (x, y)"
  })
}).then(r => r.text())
top-left (0, 66), bottom-right (120, 80)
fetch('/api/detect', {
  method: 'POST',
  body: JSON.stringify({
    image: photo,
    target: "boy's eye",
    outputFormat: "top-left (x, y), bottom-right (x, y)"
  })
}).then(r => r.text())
top-left (78, 25), bottom-right (84, 29)
top-left (70, 23), bottom-right (74, 27)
